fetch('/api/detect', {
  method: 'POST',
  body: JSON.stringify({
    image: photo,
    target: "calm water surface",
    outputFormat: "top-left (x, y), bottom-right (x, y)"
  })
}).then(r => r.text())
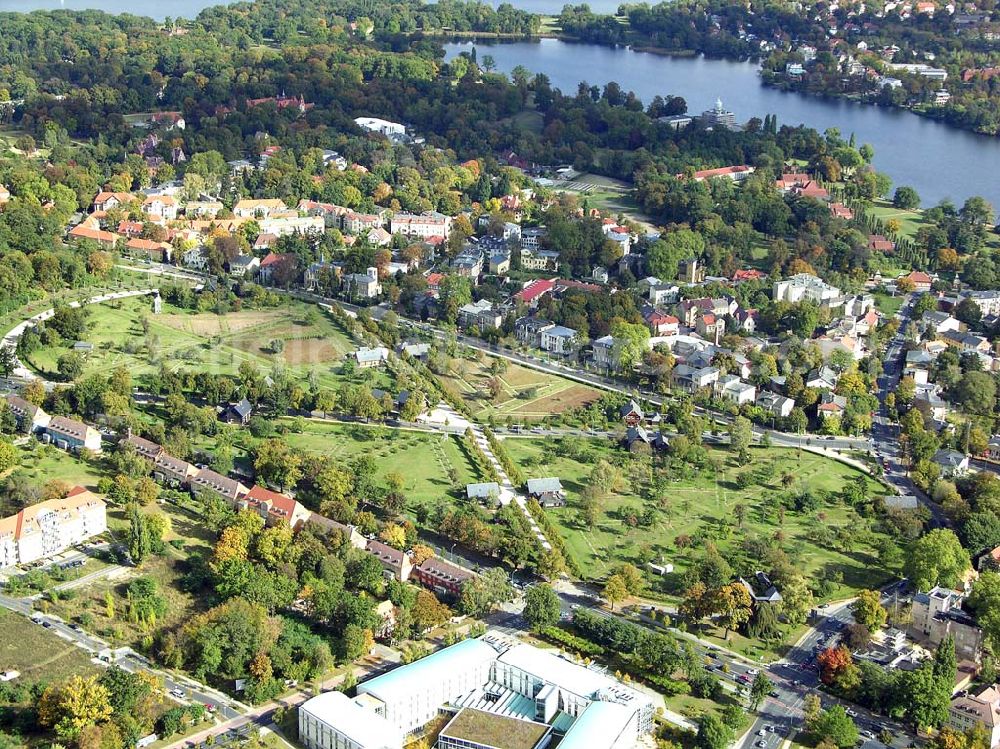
top-left (446, 38), bottom-right (1000, 209)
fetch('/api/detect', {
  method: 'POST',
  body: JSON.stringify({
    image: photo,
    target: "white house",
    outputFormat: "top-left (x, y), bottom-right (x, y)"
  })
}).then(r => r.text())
top-left (539, 325), bottom-right (577, 355)
top-left (773, 274), bottom-right (842, 305)
top-left (355, 117), bottom-right (406, 138)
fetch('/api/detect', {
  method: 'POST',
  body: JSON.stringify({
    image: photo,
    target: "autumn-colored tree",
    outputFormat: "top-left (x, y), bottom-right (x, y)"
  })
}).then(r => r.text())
top-left (378, 524), bottom-right (407, 550)
top-left (817, 644), bottom-right (854, 686)
top-left (212, 526), bottom-right (250, 566)
top-left (852, 590), bottom-right (888, 632)
top-left (412, 589), bottom-right (451, 632)
top-left (411, 544), bottom-right (435, 565)
top-left (710, 583), bottom-right (752, 639)
top-left (603, 574), bottom-right (629, 612)
top-left (680, 581), bottom-right (713, 624)
top-left (38, 675), bottom-right (113, 742)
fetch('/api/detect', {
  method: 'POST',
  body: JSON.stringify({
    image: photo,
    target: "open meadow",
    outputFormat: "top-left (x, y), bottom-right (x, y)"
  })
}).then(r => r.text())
top-left (434, 355), bottom-right (601, 422)
top-left (505, 437), bottom-right (896, 599)
top-left (23, 296), bottom-right (359, 389)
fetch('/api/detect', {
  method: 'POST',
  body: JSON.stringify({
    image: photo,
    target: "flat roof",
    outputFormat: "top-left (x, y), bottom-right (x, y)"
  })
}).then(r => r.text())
top-left (299, 691), bottom-right (404, 748)
top-left (558, 701), bottom-right (635, 749)
top-left (440, 708), bottom-right (549, 749)
top-left (358, 638), bottom-right (499, 703)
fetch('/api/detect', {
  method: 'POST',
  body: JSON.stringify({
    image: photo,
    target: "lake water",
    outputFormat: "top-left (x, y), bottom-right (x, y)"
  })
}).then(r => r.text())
top-left (446, 38), bottom-right (1000, 210)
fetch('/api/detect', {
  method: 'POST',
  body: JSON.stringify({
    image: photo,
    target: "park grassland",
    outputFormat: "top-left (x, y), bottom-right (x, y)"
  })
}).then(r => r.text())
top-left (12, 441), bottom-right (105, 491)
top-left (505, 437), bottom-right (895, 597)
top-left (277, 419), bottom-right (483, 507)
top-left (434, 354), bottom-right (601, 422)
top-left (0, 608), bottom-right (97, 683)
top-left (23, 296), bottom-right (359, 390)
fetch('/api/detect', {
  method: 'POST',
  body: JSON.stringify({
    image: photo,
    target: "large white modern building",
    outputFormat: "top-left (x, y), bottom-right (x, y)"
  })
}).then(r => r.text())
top-left (299, 691), bottom-right (403, 749)
top-left (295, 633), bottom-right (657, 749)
top-left (0, 487), bottom-right (107, 568)
top-left (773, 273), bottom-right (842, 305)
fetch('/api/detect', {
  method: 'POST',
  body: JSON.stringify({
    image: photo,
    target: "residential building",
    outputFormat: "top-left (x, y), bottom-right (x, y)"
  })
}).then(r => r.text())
top-left (412, 557), bottom-right (476, 597)
top-left (257, 252), bottom-right (296, 285)
top-left (526, 478), bottom-right (566, 508)
top-left (367, 539), bottom-right (413, 582)
top-left (343, 267), bottom-right (382, 299)
top-left (0, 487), bottom-right (107, 569)
top-left (391, 212), bottom-right (451, 240)
top-left (739, 571), bottom-right (782, 603)
top-left (910, 586), bottom-right (983, 662)
top-left (238, 485), bottom-right (311, 530)
top-left (4, 394), bottom-right (51, 434)
top-left (125, 238), bottom-right (171, 263)
top-left (644, 309), bottom-right (679, 335)
top-left (773, 274), bottom-right (842, 305)
top-left (92, 191), bottom-right (135, 212)
top-left (962, 290), bottom-right (1000, 317)
top-left (233, 198), bottom-right (288, 219)
top-left (520, 227), bottom-right (546, 252)
top-left (677, 257), bottom-right (705, 284)
top-left (715, 375), bottom-right (756, 405)
top-left (228, 254), bottom-right (260, 278)
top-left (220, 398), bottom-right (253, 425)
top-left (903, 270), bottom-right (934, 292)
top-left (44, 416), bottom-right (102, 454)
top-left (756, 391), bottom-right (794, 418)
top-left (514, 317), bottom-right (553, 347)
top-left (185, 201), bottom-right (224, 218)
top-left (152, 453), bottom-right (197, 487)
top-left (259, 215), bottom-right (325, 237)
top-left (343, 211), bottom-right (385, 235)
top-left (648, 283), bottom-right (680, 305)
top-left (299, 691), bottom-right (404, 749)
top-left (457, 300), bottom-right (502, 332)
top-left (538, 325), bottom-right (577, 355)
top-left (189, 468), bottom-right (249, 502)
top-left (353, 347), bottom-right (390, 369)
top-left (923, 311), bottom-right (961, 335)
top-left (68, 224), bottom-right (119, 249)
top-left (592, 335), bottom-right (616, 370)
top-left (948, 685), bottom-right (1000, 748)
top-left (141, 195), bottom-right (178, 221)
top-left (620, 400), bottom-right (644, 427)
top-left (520, 247), bottom-right (560, 272)
top-left (466, 482), bottom-right (501, 504)
top-left (671, 364), bottom-right (720, 392)
top-left (934, 449), bottom-right (971, 475)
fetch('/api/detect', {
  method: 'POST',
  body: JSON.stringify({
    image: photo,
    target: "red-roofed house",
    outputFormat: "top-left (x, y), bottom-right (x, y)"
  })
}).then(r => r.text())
top-left (696, 313), bottom-right (723, 340)
top-left (258, 252), bottom-right (296, 284)
top-left (733, 268), bottom-right (767, 283)
top-left (645, 310), bottom-right (680, 335)
top-left (830, 202), bottom-right (854, 220)
top-left (425, 273), bottom-right (445, 293)
top-left (869, 235), bottom-right (896, 253)
top-left (92, 191), bottom-right (135, 212)
top-left (515, 278), bottom-right (556, 307)
top-left (239, 485), bottom-right (311, 530)
top-left (775, 173), bottom-right (811, 191)
top-left (903, 270), bottom-right (934, 292)
top-left (117, 220), bottom-right (145, 238)
top-left (68, 224), bottom-right (119, 249)
top-left (791, 181), bottom-right (830, 200)
top-left (125, 238), bottom-right (171, 263)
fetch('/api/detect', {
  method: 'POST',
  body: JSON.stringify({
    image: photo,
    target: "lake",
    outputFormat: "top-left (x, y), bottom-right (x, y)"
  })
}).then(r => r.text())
top-left (446, 38), bottom-right (1000, 210)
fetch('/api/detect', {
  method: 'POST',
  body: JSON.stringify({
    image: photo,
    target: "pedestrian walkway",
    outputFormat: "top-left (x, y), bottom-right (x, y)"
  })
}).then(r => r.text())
top-left (429, 403), bottom-right (552, 552)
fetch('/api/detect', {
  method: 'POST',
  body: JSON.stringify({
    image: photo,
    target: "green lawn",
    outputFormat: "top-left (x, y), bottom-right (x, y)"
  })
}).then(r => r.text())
top-left (434, 355), bottom-right (601, 422)
top-left (278, 419), bottom-right (484, 507)
top-left (24, 297), bottom-right (359, 390)
top-left (9, 441), bottom-right (106, 493)
top-left (0, 608), bottom-right (97, 683)
top-left (867, 199), bottom-right (929, 242)
top-left (873, 292), bottom-right (905, 316)
top-left (505, 438), bottom-right (895, 598)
